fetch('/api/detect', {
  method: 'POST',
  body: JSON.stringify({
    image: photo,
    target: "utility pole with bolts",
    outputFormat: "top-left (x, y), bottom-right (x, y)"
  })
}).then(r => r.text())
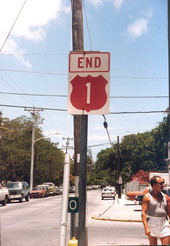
top-left (25, 108), bottom-right (43, 191)
top-left (71, 1), bottom-right (88, 246)
top-left (62, 137), bottom-right (73, 154)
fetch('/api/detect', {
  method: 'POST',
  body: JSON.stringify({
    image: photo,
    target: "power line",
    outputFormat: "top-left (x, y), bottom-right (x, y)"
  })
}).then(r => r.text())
top-left (0, 48), bottom-right (166, 56)
top-left (0, 68), bottom-right (167, 79)
top-left (88, 143), bottom-right (112, 148)
top-left (0, 103), bottom-right (167, 114)
top-left (0, 71), bottom-right (61, 133)
top-left (83, 0), bottom-right (93, 50)
top-left (0, 104), bottom-right (66, 112)
top-left (0, 68), bottom-right (66, 76)
top-left (110, 96), bottom-right (168, 99)
top-left (0, 91), bottom-right (66, 97)
top-left (109, 110), bottom-right (167, 114)
top-left (0, 52), bottom-right (68, 56)
top-left (103, 115), bottom-right (113, 146)
top-left (0, 0), bottom-right (27, 52)
top-left (0, 91), bottom-right (168, 99)
top-left (111, 76), bottom-right (167, 80)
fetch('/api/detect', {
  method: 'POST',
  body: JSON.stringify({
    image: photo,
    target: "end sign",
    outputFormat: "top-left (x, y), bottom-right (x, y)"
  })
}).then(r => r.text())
top-left (68, 51), bottom-right (110, 115)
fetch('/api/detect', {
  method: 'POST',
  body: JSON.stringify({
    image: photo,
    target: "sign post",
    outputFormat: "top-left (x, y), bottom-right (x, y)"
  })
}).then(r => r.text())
top-left (68, 197), bottom-right (79, 213)
top-left (68, 197), bottom-right (79, 240)
top-left (68, 51), bottom-right (110, 115)
top-left (68, 51), bottom-right (110, 246)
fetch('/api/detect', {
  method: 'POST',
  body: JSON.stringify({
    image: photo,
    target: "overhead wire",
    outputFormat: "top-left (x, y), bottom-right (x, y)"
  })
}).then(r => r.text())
top-left (0, 68), bottom-right (167, 80)
top-left (103, 115), bottom-right (113, 146)
top-left (82, 0), bottom-right (93, 50)
top-left (0, 68), bottom-right (61, 135)
top-left (0, 104), bottom-right (167, 114)
top-left (0, 0), bottom-right (67, 135)
top-left (0, 91), bottom-right (168, 98)
top-left (0, 72), bottom-right (39, 106)
top-left (0, 0), bottom-right (167, 139)
top-left (0, 0), bottom-right (27, 52)
top-left (0, 48), bottom-right (167, 56)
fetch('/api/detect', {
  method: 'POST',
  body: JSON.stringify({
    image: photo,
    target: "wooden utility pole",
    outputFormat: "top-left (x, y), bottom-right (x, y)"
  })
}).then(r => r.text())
top-left (25, 108), bottom-right (43, 190)
top-left (71, 1), bottom-right (88, 246)
top-left (116, 136), bottom-right (121, 198)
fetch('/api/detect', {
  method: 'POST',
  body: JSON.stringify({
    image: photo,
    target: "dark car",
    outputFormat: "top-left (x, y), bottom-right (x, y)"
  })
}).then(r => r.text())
top-left (134, 194), bottom-right (144, 205)
top-left (135, 188), bottom-right (170, 205)
top-left (6, 181), bottom-right (30, 203)
top-left (126, 187), bottom-right (150, 201)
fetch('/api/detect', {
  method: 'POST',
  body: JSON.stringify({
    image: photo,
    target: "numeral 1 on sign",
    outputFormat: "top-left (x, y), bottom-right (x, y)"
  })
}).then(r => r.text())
top-left (86, 82), bottom-right (91, 104)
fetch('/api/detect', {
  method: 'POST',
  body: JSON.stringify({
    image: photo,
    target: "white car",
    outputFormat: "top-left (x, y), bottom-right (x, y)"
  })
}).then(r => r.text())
top-left (101, 187), bottom-right (116, 200)
top-left (0, 184), bottom-right (9, 206)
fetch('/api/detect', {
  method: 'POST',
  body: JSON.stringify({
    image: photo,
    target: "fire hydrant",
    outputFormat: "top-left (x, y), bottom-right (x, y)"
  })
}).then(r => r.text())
top-left (68, 237), bottom-right (78, 246)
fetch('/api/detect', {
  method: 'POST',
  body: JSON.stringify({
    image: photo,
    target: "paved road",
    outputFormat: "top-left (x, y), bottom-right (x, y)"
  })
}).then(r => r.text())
top-left (87, 189), bottom-right (149, 246)
top-left (0, 189), bottom-right (150, 246)
top-left (1, 195), bottom-right (62, 246)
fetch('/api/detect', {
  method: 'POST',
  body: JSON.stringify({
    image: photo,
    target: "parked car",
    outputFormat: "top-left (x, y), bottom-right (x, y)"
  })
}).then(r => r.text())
top-left (0, 183), bottom-right (9, 206)
top-left (126, 187), bottom-right (150, 201)
top-left (42, 182), bottom-right (56, 195)
top-left (6, 181), bottom-right (30, 202)
top-left (37, 184), bottom-right (50, 197)
top-left (101, 187), bottom-right (116, 200)
top-left (55, 186), bottom-right (62, 195)
top-left (30, 186), bottom-right (47, 198)
top-left (59, 186), bottom-right (63, 194)
top-left (134, 194), bottom-right (145, 205)
top-left (69, 186), bottom-right (75, 193)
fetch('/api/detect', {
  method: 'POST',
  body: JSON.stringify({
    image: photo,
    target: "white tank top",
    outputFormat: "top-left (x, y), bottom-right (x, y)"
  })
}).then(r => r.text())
top-left (147, 192), bottom-right (168, 218)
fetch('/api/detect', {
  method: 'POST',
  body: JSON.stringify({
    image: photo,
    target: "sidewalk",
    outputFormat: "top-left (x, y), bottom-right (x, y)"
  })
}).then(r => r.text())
top-left (92, 194), bottom-right (142, 222)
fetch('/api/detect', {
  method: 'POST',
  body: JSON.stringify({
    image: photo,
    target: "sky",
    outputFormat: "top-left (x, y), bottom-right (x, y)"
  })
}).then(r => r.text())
top-left (0, 0), bottom-right (168, 161)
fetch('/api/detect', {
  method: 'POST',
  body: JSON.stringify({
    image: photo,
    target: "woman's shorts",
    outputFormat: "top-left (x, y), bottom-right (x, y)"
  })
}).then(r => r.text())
top-left (148, 216), bottom-right (170, 238)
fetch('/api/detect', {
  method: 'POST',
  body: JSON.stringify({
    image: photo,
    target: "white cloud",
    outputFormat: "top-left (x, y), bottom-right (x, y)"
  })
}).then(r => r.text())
top-left (0, 0), bottom-right (69, 66)
top-left (2, 39), bottom-right (32, 68)
top-left (113, 0), bottom-right (125, 10)
top-left (87, 0), bottom-right (125, 9)
top-left (127, 18), bottom-right (148, 39)
top-left (127, 10), bottom-right (153, 40)
top-left (87, 0), bottom-right (103, 7)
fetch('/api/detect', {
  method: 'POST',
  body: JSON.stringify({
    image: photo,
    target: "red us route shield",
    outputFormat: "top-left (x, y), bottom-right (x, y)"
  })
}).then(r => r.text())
top-left (68, 51), bottom-right (110, 115)
top-left (70, 75), bottom-right (108, 112)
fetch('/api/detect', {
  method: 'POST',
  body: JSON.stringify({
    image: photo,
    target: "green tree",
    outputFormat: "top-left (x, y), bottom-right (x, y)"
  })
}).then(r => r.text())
top-left (0, 115), bottom-right (64, 185)
top-left (120, 132), bottom-right (157, 173)
top-left (95, 116), bottom-right (168, 185)
top-left (151, 116), bottom-right (168, 171)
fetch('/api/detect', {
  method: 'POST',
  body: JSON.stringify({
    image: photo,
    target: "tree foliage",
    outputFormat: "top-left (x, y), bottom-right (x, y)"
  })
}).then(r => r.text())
top-left (0, 115), bottom-right (64, 185)
top-left (95, 116), bottom-right (169, 186)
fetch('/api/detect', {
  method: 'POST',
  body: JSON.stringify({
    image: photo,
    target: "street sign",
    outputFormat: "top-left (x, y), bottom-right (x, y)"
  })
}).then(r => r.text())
top-left (68, 197), bottom-right (79, 213)
top-left (68, 51), bottom-right (110, 115)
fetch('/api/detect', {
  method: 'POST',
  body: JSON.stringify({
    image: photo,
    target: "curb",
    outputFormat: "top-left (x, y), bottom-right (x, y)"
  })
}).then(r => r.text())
top-left (91, 216), bottom-right (142, 223)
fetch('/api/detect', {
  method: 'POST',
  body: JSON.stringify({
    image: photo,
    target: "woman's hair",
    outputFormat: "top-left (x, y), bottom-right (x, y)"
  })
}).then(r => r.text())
top-left (149, 175), bottom-right (161, 187)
